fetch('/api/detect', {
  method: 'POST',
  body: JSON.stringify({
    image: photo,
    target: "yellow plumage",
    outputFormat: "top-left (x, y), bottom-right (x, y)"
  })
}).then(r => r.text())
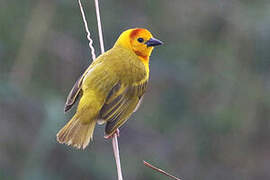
top-left (57, 28), bottom-right (162, 149)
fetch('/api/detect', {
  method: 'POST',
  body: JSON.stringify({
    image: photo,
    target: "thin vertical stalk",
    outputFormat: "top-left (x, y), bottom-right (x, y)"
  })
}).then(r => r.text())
top-left (78, 0), bottom-right (96, 60)
top-left (93, 1), bottom-right (123, 179)
top-left (94, 0), bottom-right (105, 54)
top-left (112, 134), bottom-right (123, 180)
top-left (78, 0), bottom-right (124, 179)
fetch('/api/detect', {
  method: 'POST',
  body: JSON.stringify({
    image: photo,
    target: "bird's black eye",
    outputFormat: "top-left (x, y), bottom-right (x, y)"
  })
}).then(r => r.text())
top-left (137, 38), bottom-right (144, 43)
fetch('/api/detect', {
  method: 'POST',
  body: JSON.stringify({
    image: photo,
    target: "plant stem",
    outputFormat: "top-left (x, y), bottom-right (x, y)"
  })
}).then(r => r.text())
top-left (93, 1), bottom-right (123, 179)
top-left (112, 133), bottom-right (123, 180)
top-left (78, 0), bottom-right (96, 60)
top-left (94, 0), bottom-right (105, 54)
top-left (143, 161), bottom-right (181, 180)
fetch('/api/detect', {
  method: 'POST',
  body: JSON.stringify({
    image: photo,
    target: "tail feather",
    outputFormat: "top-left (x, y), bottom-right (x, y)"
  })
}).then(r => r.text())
top-left (57, 115), bottom-right (96, 149)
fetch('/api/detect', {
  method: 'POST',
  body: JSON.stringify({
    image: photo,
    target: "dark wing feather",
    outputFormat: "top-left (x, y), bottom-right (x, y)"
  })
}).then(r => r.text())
top-left (64, 74), bottom-right (84, 112)
top-left (99, 81), bottom-right (148, 136)
top-left (64, 60), bottom-right (103, 112)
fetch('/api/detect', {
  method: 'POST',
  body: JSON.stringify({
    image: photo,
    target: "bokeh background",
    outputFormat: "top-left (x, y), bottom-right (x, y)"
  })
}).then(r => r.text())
top-left (1, 0), bottom-right (270, 179)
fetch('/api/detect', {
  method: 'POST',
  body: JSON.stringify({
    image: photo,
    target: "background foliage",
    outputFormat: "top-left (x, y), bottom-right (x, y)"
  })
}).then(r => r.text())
top-left (1, 0), bottom-right (270, 179)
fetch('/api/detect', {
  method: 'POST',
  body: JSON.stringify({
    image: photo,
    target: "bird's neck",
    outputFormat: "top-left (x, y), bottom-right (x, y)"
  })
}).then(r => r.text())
top-left (114, 43), bottom-right (150, 73)
top-left (134, 51), bottom-right (149, 65)
top-left (137, 54), bottom-right (150, 76)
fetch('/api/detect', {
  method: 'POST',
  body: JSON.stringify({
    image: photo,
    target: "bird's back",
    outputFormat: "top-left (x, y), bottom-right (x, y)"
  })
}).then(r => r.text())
top-left (87, 45), bottom-right (149, 86)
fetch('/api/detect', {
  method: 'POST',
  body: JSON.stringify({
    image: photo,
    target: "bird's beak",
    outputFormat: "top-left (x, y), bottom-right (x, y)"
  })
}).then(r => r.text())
top-left (145, 37), bottom-right (163, 47)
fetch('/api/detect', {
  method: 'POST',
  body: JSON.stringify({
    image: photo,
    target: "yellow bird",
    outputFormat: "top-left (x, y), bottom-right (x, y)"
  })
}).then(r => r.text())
top-left (57, 28), bottom-right (163, 149)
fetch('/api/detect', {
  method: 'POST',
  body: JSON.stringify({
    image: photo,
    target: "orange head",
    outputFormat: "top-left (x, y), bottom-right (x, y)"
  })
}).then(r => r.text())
top-left (114, 28), bottom-right (163, 61)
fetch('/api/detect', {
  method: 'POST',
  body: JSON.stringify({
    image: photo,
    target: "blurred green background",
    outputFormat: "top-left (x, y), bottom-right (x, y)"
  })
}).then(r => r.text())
top-left (1, 0), bottom-right (270, 179)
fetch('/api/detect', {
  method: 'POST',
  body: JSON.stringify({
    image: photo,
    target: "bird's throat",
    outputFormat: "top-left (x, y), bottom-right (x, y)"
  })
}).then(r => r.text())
top-left (134, 50), bottom-right (149, 65)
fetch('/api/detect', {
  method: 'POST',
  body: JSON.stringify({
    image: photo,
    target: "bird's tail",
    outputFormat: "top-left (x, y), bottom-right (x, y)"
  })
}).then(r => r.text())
top-left (56, 114), bottom-right (96, 149)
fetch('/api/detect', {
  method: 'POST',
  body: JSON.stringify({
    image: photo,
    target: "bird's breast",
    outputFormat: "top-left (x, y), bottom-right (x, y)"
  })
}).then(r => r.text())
top-left (109, 47), bottom-right (149, 85)
top-left (121, 58), bottom-right (148, 85)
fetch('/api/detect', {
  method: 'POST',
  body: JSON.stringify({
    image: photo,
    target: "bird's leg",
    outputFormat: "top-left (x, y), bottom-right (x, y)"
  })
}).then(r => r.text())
top-left (104, 128), bottom-right (120, 139)
top-left (115, 128), bottom-right (120, 137)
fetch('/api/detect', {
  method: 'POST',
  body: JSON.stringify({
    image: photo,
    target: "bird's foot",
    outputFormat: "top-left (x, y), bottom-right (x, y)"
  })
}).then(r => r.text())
top-left (104, 129), bottom-right (120, 139)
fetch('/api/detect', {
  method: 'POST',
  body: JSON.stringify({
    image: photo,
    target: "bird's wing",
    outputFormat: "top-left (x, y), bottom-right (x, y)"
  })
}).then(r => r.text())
top-left (98, 80), bottom-right (148, 136)
top-left (64, 60), bottom-right (101, 112)
top-left (64, 74), bottom-right (84, 112)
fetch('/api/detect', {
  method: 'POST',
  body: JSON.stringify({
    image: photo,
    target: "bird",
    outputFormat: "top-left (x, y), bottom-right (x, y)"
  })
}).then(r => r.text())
top-left (56, 28), bottom-right (163, 149)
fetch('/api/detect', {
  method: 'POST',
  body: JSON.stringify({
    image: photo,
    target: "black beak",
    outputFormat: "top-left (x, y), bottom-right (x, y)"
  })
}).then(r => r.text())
top-left (145, 37), bottom-right (163, 47)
